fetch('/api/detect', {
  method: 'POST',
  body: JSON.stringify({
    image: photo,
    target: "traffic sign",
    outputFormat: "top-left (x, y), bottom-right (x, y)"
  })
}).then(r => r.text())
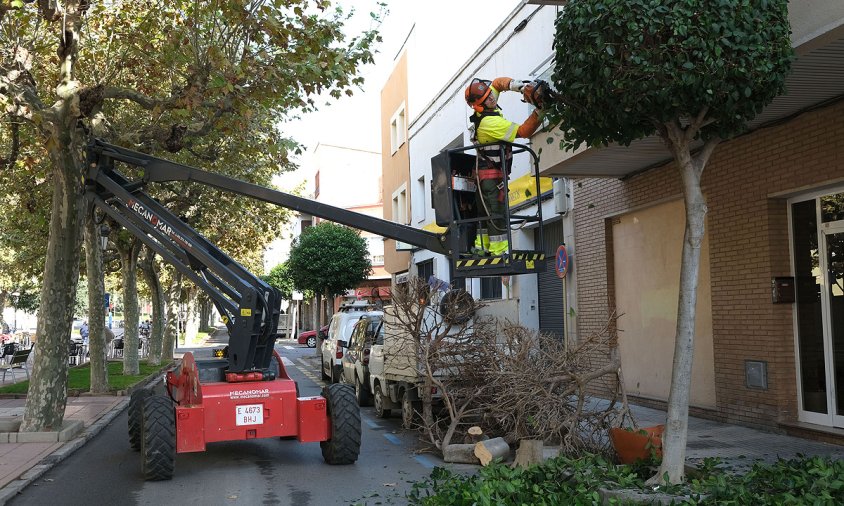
top-left (555, 245), bottom-right (569, 279)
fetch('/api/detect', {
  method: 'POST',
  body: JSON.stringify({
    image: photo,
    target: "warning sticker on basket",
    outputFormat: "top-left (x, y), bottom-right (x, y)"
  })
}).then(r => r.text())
top-left (235, 404), bottom-right (263, 426)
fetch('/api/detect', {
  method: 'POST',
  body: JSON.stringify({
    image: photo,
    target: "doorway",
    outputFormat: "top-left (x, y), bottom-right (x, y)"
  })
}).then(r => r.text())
top-left (791, 189), bottom-right (844, 426)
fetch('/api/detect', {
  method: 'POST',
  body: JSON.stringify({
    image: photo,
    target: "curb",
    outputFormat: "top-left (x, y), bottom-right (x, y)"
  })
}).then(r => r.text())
top-left (0, 369), bottom-right (169, 506)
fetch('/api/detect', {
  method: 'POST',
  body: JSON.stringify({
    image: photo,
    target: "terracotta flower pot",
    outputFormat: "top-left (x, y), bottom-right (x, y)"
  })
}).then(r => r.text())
top-left (609, 424), bottom-right (664, 464)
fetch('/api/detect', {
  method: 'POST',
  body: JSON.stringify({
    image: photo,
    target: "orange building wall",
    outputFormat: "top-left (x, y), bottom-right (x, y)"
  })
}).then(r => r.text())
top-left (381, 51), bottom-right (411, 275)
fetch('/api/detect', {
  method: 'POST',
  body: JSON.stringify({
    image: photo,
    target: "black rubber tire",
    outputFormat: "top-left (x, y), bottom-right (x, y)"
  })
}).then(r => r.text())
top-left (321, 359), bottom-right (330, 381)
top-left (307, 336), bottom-right (316, 348)
top-left (373, 385), bottom-right (391, 419)
top-left (141, 395), bottom-right (176, 481)
top-left (128, 389), bottom-right (154, 451)
top-left (330, 364), bottom-right (341, 384)
top-left (320, 384), bottom-right (361, 465)
top-left (354, 375), bottom-right (372, 407)
top-left (401, 390), bottom-right (420, 430)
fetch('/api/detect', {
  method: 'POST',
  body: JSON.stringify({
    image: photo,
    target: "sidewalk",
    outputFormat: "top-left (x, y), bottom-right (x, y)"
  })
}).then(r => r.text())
top-left (1, 340), bottom-right (843, 504)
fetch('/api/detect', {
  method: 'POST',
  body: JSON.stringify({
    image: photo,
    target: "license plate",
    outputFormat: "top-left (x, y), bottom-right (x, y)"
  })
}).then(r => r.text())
top-left (235, 404), bottom-right (263, 426)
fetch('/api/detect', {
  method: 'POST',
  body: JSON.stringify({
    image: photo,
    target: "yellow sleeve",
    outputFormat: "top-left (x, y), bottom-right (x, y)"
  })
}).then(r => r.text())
top-left (477, 114), bottom-right (519, 143)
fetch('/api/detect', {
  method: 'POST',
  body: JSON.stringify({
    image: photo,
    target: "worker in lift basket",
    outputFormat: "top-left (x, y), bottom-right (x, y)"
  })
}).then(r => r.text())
top-left (464, 77), bottom-right (544, 256)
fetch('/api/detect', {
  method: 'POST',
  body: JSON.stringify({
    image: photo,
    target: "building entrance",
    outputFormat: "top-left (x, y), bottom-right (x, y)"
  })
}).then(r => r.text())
top-left (792, 189), bottom-right (844, 427)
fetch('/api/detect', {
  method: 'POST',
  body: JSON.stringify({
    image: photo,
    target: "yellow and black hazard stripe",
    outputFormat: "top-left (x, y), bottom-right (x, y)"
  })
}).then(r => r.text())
top-left (510, 252), bottom-right (546, 261)
top-left (456, 256), bottom-right (506, 268)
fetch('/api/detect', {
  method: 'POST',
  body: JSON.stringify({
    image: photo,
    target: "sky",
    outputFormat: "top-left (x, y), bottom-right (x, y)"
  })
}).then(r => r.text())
top-left (265, 0), bottom-right (522, 270)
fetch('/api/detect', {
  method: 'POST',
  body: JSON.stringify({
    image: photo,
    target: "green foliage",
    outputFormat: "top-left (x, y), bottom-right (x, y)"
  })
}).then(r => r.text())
top-left (262, 262), bottom-right (295, 300)
top-left (550, 0), bottom-right (793, 149)
top-left (287, 222), bottom-right (372, 298)
top-left (407, 454), bottom-right (844, 505)
top-left (8, 287), bottom-right (39, 314)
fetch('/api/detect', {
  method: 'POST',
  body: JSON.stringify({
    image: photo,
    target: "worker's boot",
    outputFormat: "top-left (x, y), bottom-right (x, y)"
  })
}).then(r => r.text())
top-left (471, 229), bottom-right (491, 256)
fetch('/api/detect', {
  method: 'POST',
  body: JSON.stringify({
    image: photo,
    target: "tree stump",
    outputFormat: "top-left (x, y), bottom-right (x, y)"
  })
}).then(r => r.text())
top-left (466, 426), bottom-right (485, 444)
top-left (474, 437), bottom-right (510, 466)
top-left (512, 439), bottom-right (544, 468)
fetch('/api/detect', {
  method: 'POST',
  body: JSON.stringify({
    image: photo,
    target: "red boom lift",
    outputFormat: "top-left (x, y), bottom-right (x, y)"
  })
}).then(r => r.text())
top-left (85, 139), bottom-right (545, 480)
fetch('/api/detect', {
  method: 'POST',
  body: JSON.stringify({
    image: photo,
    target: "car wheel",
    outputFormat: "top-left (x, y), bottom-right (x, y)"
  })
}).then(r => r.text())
top-left (373, 386), bottom-right (391, 419)
top-left (320, 359), bottom-right (330, 381)
top-left (401, 390), bottom-right (420, 430)
top-left (320, 384), bottom-right (361, 465)
top-left (141, 395), bottom-right (176, 481)
top-left (307, 336), bottom-right (316, 348)
top-left (128, 388), bottom-right (154, 451)
top-left (354, 375), bottom-right (372, 407)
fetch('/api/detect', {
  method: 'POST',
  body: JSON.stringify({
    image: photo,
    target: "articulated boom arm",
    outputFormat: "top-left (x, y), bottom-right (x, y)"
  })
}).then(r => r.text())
top-left (85, 140), bottom-right (449, 374)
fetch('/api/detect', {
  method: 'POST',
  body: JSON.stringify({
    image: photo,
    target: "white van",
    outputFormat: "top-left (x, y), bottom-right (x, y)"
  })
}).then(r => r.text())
top-left (320, 301), bottom-right (372, 383)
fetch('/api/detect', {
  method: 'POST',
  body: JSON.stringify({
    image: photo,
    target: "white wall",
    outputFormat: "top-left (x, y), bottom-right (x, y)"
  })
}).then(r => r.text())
top-left (404, 4), bottom-right (559, 330)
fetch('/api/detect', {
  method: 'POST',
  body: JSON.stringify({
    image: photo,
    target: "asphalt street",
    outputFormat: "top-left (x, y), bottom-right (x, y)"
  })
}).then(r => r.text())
top-left (9, 339), bottom-right (455, 506)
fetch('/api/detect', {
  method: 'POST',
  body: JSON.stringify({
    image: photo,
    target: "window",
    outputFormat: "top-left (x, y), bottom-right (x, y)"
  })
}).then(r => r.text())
top-left (413, 175), bottom-right (426, 223)
top-left (390, 103), bottom-right (407, 155)
top-left (416, 259), bottom-right (433, 284)
top-left (480, 277), bottom-right (502, 300)
top-left (392, 184), bottom-right (407, 225)
top-left (367, 236), bottom-right (385, 266)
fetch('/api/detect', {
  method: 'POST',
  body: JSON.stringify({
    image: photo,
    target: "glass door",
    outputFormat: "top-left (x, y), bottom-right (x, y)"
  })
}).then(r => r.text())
top-left (792, 190), bottom-right (844, 426)
top-left (822, 226), bottom-right (844, 426)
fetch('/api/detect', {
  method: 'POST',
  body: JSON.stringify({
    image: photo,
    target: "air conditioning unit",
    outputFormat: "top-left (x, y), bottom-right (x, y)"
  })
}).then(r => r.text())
top-left (553, 178), bottom-right (570, 214)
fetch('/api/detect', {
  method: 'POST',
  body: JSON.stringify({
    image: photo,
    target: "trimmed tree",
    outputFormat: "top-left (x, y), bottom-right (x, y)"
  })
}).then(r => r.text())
top-left (287, 222), bottom-right (372, 351)
top-left (550, 0), bottom-right (793, 483)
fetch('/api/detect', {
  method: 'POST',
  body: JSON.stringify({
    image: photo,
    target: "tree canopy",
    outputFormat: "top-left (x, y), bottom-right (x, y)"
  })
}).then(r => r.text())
top-left (287, 222), bottom-right (372, 298)
top-left (550, 0), bottom-right (793, 149)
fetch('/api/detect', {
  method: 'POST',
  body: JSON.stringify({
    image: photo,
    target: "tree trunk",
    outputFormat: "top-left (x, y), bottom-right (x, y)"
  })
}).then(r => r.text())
top-left (474, 437), bottom-right (510, 466)
top-left (138, 247), bottom-right (164, 365)
top-left (313, 292), bottom-right (323, 357)
top-left (0, 290), bottom-right (7, 331)
top-left (162, 269), bottom-right (180, 360)
top-left (649, 138), bottom-right (715, 485)
top-left (184, 287), bottom-right (199, 345)
top-left (21, 141), bottom-right (85, 432)
top-left (120, 241), bottom-right (141, 375)
top-left (84, 210), bottom-right (109, 394)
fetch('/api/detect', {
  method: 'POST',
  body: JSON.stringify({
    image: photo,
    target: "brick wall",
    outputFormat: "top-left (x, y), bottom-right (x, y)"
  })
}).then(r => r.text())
top-left (573, 98), bottom-right (844, 431)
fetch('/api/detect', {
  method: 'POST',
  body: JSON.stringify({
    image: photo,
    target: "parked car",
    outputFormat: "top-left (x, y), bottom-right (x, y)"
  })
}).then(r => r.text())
top-left (340, 312), bottom-right (382, 406)
top-left (321, 301), bottom-right (372, 384)
top-left (297, 325), bottom-right (328, 348)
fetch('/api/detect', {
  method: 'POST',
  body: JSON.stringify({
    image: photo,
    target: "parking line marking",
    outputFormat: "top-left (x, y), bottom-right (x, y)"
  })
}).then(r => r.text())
top-left (365, 419), bottom-right (380, 429)
top-left (414, 455), bottom-right (436, 469)
top-left (383, 433), bottom-right (402, 446)
top-left (283, 345), bottom-right (294, 350)
top-left (281, 357), bottom-right (293, 366)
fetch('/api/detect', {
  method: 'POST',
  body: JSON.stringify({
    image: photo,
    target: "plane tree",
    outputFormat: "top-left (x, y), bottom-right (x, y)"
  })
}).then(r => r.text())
top-left (0, 0), bottom-right (381, 431)
top-left (550, 0), bottom-right (793, 483)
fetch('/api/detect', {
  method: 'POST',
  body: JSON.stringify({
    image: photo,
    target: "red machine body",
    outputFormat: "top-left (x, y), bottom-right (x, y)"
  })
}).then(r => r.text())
top-left (166, 351), bottom-right (330, 453)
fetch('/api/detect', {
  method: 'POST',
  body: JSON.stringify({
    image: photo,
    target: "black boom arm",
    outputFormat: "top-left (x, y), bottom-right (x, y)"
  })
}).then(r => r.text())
top-left (85, 140), bottom-right (450, 374)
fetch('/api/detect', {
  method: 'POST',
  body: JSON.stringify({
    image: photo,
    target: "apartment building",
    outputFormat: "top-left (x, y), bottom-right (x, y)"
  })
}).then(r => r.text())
top-left (537, 2), bottom-right (844, 438)
top-left (379, 0), bottom-right (844, 442)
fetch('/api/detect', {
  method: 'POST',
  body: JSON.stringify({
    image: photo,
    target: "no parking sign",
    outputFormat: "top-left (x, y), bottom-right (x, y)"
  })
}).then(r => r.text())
top-left (555, 245), bottom-right (569, 279)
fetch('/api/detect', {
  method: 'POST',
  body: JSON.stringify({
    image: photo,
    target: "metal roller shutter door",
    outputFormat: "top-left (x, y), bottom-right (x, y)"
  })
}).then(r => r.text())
top-left (536, 221), bottom-right (565, 340)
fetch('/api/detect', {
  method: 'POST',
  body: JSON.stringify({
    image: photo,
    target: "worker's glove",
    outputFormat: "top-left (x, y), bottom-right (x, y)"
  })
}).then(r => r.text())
top-left (509, 79), bottom-right (530, 93)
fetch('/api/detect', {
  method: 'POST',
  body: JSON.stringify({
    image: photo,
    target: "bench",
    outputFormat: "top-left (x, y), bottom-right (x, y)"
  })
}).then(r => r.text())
top-left (1, 347), bottom-right (32, 383)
